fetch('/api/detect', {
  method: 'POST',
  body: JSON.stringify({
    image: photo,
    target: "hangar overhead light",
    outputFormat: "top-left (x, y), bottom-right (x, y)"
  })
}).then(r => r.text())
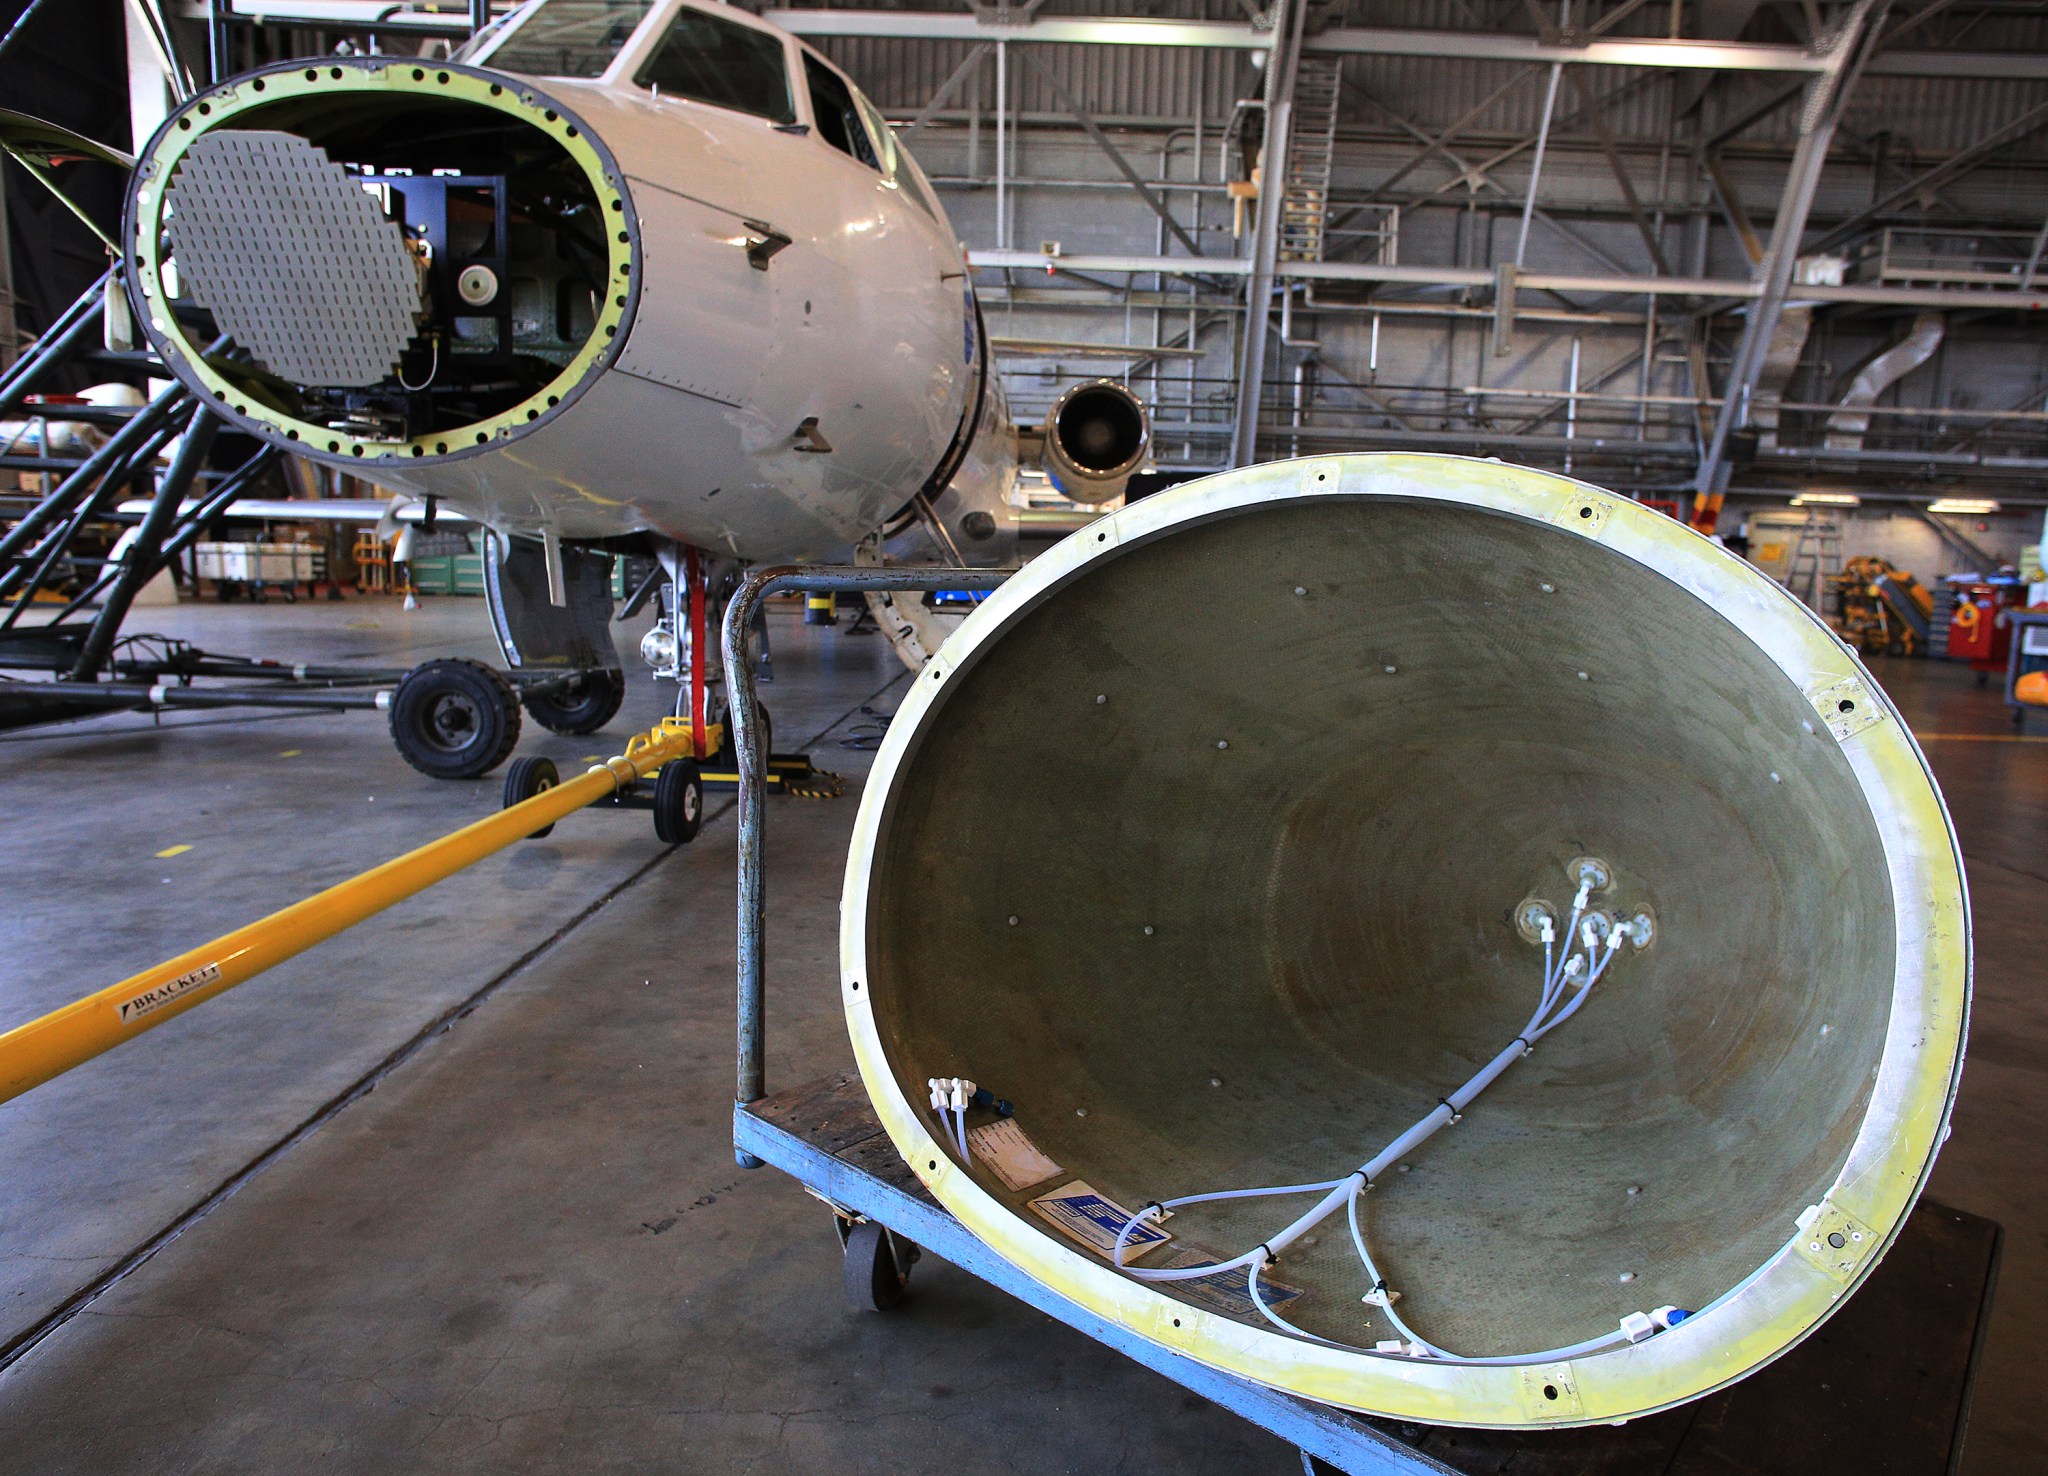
top-left (1928, 498), bottom-right (2000, 515)
top-left (1790, 491), bottom-right (1860, 506)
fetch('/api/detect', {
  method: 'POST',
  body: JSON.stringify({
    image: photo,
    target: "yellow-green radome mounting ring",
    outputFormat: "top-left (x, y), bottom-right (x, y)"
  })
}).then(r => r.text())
top-left (124, 58), bottom-right (638, 465)
top-left (842, 453), bottom-right (1969, 1428)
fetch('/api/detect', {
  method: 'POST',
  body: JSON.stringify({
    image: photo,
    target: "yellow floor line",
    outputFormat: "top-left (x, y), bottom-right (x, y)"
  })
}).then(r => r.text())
top-left (154, 844), bottom-right (193, 858)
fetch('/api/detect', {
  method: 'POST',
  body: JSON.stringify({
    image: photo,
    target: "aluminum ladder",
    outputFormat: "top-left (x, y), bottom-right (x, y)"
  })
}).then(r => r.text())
top-left (1785, 507), bottom-right (1844, 615)
top-left (1279, 57), bottom-right (1344, 262)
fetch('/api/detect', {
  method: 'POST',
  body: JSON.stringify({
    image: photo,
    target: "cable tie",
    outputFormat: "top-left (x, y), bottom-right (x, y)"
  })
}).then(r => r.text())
top-left (1436, 1097), bottom-right (1463, 1123)
top-left (1256, 1243), bottom-right (1277, 1267)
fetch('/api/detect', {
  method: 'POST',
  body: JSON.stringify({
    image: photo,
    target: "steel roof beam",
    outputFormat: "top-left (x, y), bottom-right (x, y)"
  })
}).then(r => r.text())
top-left (967, 249), bottom-right (2048, 311)
top-left (760, 9), bottom-right (2048, 78)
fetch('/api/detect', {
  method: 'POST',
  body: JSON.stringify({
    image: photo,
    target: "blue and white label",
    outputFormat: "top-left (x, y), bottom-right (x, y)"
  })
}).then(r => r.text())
top-left (1027, 1180), bottom-right (1172, 1261)
top-left (1157, 1251), bottom-right (1307, 1320)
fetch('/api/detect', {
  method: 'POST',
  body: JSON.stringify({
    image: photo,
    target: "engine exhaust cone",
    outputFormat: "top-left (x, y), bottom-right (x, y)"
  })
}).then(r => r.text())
top-left (842, 454), bottom-right (1968, 1428)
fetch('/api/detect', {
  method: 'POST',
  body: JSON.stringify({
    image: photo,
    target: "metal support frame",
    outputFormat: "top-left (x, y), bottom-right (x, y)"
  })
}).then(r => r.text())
top-left (1015, 50), bottom-right (1204, 258)
top-left (726, 566), bottom-right (1010, 1120)
top-left (1230, 0), bottom-right (1305, 466)
top-left (1693, 0), bottom-right (1892, 504)
top-left (67, 410), bottom-right (221, 679)
top-left (1808, 98), bottom-right (2048, 256)
top-left (1569, 70), bottom-right (1671, 276)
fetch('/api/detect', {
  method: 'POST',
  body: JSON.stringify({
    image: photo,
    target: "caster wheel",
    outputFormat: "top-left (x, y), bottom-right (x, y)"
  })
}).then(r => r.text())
top-left (502, 755), bottom-right (560, 839)
top-left (524, 668), bottom-right (625, 735)
top-left (653, 757), bottom-right (704, 845)
top-left (388, 658), bottom-right (522, 780)
top-left (843, 1218), bottom-right (915, 1311)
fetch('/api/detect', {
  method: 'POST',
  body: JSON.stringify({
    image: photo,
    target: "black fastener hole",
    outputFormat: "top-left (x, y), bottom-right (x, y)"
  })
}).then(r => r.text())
top-left (251, 79), bottom-right (265, 91)
top-left (1543, 1385), bottom-right (1559, 1401)
top-left (1828, 1231), bottom-right (1847, 1248)
top-left (437, 71), bottom-right (450, 84)
top-left (851, 981), bottom-right (861, 992)
top-left (1838, 699), bottom-right (1854, 712)
top-left (304, 68), bottom-right (317, 80)
top-left (412, 68), bottom-right (425, 80)
top-left (1578, 506), bottom-right (1594, 519)
top-left (1172, 1318), bottom-right (1182, 1327)
top-left (928, 1160), bottom-right (938, 1171)
top-left (330, 67), bottom-right (342, 78)
top-left (490, 83), bottom-right (503, 95)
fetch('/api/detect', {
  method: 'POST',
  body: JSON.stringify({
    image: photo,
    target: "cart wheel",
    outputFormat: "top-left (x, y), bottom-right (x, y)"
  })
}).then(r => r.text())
top-left (388, 658), bottom-right (522, 780)
top-left (523, 668), bottom-right (625, 735)
top-left (844, 1219), bottom-right (913, 1311)
top-left (502, 755), bottom-right (560, 839)
top-left (652, 758), bottom-right (704, 845)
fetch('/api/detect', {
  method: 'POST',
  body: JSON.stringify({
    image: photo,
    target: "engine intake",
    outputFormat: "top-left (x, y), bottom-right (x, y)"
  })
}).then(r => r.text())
top-left (1042, 379), bottom-right (1148, 505)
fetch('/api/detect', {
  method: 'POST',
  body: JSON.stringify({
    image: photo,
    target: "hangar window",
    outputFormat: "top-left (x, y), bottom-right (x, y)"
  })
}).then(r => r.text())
top-left (636, 9), bottom-right (796, 124)
top-left (804, 55), bottom-right (879, 171)
top-left (485, 0), bottom-right (655, 78)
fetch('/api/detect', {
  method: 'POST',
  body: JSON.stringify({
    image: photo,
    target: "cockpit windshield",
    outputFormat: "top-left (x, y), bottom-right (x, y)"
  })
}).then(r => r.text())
top-left (481, 0), bottom-right (656, 79)
top-left (636, 8), bottom-right (796, 124)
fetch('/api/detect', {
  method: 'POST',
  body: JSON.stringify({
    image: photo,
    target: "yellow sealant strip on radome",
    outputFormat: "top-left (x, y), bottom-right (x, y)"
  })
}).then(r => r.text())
top-left (839, 452), bottom-right (1970, 1428)
top-left (128, 60), bottom-right (635, 463)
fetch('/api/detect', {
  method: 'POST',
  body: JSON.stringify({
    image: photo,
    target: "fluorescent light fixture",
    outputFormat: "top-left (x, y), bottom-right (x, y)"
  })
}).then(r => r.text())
top-left (1790, 491), bottom-right (1861, 506)
top-left (1928, 498), bottom-right (2000, 515)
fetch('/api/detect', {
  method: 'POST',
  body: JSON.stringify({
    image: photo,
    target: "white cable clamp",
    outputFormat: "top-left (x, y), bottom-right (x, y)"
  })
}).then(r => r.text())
top-left (1361, 1286), bottom-right (1403, 1309)
top-left (1619, 1310), bottom-right (1657, 1343)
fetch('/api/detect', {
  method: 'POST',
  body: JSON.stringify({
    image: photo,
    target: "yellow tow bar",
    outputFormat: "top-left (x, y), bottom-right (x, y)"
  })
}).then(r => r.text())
top-left (0, 718), bottom-right (701, 1106)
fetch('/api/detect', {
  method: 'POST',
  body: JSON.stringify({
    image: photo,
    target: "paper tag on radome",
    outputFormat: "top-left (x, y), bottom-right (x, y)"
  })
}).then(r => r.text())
top-left (1027, 1180), bottom-right (1171, 1261)
top-left (967, 1118), bottom-right (1064, 1191)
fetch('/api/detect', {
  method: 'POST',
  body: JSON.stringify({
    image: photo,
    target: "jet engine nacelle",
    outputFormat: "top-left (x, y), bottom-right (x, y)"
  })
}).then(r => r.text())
top-left (842, 453), bottom-right (1968, 1428)
top-left (1039, 379), bottom-right (1149, 506)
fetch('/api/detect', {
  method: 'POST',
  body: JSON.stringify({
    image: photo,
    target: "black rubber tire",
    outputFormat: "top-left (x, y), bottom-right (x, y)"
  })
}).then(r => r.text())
top-left (523, 668), bottom-right (626, 736)
top-left (502, 755), bottom-right (561, 839)
top-left (388, 658), bottom-right (522, 780)
top-left (652, 757), bottom-right (704, 845)
top-left (843, 1219), bottom-right (911, 1312)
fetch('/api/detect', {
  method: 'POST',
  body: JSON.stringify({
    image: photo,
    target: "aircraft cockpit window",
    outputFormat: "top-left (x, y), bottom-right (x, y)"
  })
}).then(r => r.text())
top-left (484, 0), bottom-right (655, 78)
top-left (803, 55), bottom-right (879, 171)
top-left (636, 9), bottom-right (797, 124)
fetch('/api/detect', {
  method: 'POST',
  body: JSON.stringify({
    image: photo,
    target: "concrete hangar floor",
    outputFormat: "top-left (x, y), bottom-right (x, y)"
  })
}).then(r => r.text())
top-left (0, 595), bottom-right (2038, 1474)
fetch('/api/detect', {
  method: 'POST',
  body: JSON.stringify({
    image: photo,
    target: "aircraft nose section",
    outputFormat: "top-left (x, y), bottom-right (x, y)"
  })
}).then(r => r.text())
top-left (126, 59), bottom-right (639, 466)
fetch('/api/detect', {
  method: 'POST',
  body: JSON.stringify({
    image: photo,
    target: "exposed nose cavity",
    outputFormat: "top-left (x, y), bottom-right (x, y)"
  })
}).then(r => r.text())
top-left (125, 58), bottom-right (638, 466)
top-left (1043, 379), bottom-right (1149, 505)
